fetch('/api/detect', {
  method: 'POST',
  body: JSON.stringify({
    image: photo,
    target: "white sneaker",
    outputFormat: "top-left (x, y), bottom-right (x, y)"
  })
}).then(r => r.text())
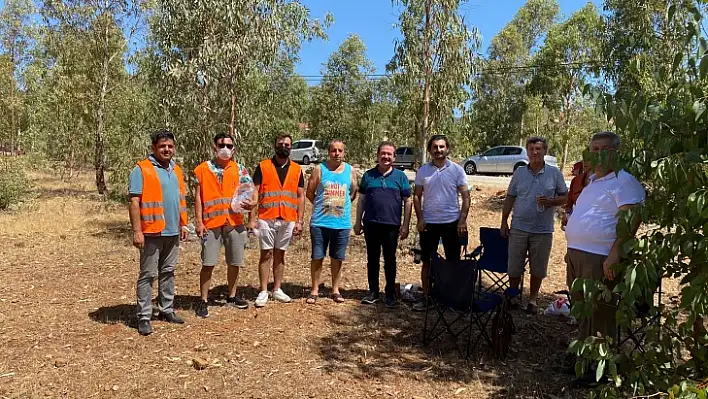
top-left (272, 288), bottom-right (291, 303)
top-left (255, 291), bottom-right (269, 308)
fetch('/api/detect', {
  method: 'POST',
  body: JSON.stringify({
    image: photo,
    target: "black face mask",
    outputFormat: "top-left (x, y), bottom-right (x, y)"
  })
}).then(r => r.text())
top-left (276, 147), bottom-right (290, 157)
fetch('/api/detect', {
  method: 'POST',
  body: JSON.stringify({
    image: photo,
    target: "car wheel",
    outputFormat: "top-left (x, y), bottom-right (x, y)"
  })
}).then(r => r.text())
top-left (464, 162), bottom-right (477, 175)
top-left (302, 155), bottom-right (310, 165)
top-left (513, 162), bottom-right (526, 172)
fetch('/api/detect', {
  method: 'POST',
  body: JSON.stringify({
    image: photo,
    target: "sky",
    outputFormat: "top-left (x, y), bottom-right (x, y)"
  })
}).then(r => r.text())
top-left (295, 0), bottom-right (603, 78)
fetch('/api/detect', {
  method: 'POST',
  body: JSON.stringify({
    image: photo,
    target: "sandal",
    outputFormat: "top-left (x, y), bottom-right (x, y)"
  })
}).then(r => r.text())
top-left (331, 293), bottom-right (345, 303)
top-left (305, 294), bottom-right (318, 304)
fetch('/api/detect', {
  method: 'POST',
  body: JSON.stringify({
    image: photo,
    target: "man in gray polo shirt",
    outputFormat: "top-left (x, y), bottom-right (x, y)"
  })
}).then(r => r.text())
top-left (500, 137), bottom-right (567, 314)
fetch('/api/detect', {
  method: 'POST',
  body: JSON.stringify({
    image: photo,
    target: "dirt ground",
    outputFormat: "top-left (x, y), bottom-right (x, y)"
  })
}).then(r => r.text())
top-left (0, 169), bottom-right (657, 399)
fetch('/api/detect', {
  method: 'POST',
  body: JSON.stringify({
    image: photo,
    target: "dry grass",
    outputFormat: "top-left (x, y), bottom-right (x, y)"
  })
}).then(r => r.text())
top-left (0, 169), bottom-right (676, 399)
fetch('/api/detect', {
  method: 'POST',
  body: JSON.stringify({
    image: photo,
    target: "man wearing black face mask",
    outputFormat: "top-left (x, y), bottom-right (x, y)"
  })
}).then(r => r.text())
top-left (250, 133), bottom-right (305, 307)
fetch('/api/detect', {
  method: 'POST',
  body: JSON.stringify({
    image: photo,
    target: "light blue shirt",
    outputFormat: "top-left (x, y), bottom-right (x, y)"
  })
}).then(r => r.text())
top-left (415, 160), bottom-right (467, 224)
top-left (311, 163), bottom-right (352, 229)
top-left (129, 155), bottom-right (181, 237)
top-left (508, 164), bottom-right (568, 234)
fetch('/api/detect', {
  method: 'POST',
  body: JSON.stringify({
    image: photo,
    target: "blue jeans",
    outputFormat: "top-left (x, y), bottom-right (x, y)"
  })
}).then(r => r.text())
top-left (310, 225), bottom-right (350, 260)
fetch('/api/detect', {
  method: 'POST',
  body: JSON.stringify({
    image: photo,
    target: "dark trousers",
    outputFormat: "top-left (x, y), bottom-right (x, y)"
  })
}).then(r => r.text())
top-left (364, 222), bottom-right (400, 297)
top-left (420, 220), bottom-right (461, 262)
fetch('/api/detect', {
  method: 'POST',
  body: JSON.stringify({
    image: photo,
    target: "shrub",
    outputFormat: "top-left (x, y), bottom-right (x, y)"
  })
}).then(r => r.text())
top-left (0, 159), bottom-right (30, 209)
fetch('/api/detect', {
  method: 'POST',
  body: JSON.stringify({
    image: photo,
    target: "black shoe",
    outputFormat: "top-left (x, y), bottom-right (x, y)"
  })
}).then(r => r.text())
top-left (196, 301), bottom-right (209, 318)
top-left (138, 319), bottom-right (152, 336)
top-left (226, 296), bottom-right (249, 309)
top-left (158, 312), bottom-right (185, 324)
top-left (385, 296), bottom-right (397, 308)
top-left (361, 292), bottom-right (381, 304)
top-left (412, 298), bottom-right (432, 312)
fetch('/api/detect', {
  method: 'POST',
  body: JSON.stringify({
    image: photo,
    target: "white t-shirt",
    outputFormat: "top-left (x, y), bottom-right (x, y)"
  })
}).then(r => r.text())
top-left (415, 160), bottom-right (467, 224)
top-left (565, 170), bottom-right (645, 256)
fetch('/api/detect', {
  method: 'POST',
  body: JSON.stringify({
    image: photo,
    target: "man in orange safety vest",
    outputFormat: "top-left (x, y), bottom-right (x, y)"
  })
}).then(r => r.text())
top-left (128, 129), bottom-right (188, 336)
top-left (249, 133), bottom-right (305, 308)
top-left (193, 132), bottom-right (256, 318)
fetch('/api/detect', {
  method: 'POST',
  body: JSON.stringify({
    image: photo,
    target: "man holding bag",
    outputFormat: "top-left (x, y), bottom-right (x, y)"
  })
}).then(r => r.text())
top-left (193, 132), bottom-right (255, 318)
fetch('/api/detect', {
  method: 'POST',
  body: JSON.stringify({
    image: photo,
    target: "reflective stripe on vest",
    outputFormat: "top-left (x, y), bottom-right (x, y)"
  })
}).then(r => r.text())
top-left (194, 161), bottom-right (244, 228)
top-left (137, 158), bottom-right (188, 233)
top-left (257, 159), bottom-right (300, 222)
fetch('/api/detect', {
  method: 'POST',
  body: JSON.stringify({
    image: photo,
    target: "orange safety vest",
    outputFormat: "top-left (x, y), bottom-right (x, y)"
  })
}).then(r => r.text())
top-left (137, 158), bottom-right (188, 234)
top-left (257, 159), bottom-right (300, 222)
top-left (194, 161), bottom-right (245, 228)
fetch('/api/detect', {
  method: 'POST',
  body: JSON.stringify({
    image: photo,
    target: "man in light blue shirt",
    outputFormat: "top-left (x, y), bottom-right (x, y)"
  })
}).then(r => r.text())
top-left (413, 134), bottom-right (470, 311)
top-left (500, 137), bottom-right (568, 314)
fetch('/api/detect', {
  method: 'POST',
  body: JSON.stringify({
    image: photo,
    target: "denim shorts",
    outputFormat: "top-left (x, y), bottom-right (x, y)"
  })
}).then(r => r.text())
top-left (310, 225), bottom-right (350, 260)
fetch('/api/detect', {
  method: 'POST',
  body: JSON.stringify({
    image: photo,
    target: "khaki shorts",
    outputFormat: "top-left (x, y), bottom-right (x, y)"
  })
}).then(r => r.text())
top-left (566, 248), bottom-right (616, 340)
top-left (201, 225), bottom-right (247, 267)
top-left (507, 228), bottom-right (553, 279)
top-left (258, 219), bottom-right (295, 251)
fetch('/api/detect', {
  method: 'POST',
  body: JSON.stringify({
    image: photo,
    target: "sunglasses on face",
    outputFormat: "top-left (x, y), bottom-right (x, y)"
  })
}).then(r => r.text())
top-left (217, 143), bottom-right (234, 149)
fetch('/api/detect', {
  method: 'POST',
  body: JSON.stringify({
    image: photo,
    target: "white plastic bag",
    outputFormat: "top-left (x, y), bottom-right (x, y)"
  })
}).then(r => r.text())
top-left (544, 297), bottom-right (571, 316)
top-left (231, 182), bottom-right (254, 213)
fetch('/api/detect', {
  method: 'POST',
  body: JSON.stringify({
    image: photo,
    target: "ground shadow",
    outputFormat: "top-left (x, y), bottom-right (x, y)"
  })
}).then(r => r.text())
top-left (89, 304), bottom-right (136, 328)
top-left (91, 219), bottom-right (132, 241)
top-left (39, 187), bottom-right (99, 200)
top-left (314, 291), bottom-right (587, 398)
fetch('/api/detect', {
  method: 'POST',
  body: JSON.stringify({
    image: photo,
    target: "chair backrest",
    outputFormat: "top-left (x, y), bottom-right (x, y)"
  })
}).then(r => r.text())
top-left (430, 254), bottom-right (478, 311)
top-left (478, 227), bottom-right (509, 273)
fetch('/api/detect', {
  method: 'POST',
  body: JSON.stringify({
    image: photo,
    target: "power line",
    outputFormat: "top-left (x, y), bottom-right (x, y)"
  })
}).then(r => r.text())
top-left (295, 60), bottom-right (606, 81)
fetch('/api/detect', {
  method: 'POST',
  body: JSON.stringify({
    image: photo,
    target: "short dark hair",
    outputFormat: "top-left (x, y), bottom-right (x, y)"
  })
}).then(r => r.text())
top-left (151, 129), bottom-right (175, 145)
top-left (328, 139), bottom-right (344, 151)
top-left (427, 134), bottom-right (450, 152)
top-left (526, 136), bottom-right (548, 151)
top-left (274, 133), bottom-right (293, 146)
top-left (213, 132), bottom-right (234, 145)
top-left (377, 140), bottom-right (396, 153)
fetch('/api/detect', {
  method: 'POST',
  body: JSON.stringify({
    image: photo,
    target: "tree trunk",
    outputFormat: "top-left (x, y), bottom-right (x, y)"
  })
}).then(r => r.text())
top-left (419, 0), bottom-right (432, 167)
top-left (10, 79), bottom-right (16, 156)
top-left (94, 24), bottom-right (110, 195)
top-left (229, 92), bottom-right (236, 138)
top-left (562, 138), bottom-right (569, 172)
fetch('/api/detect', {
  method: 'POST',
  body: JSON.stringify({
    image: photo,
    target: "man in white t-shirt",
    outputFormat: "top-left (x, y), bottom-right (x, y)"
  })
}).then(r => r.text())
top-left (565, 131), bottom-right (645, 345)
top-left (412, 134), bottom-right (470, 311)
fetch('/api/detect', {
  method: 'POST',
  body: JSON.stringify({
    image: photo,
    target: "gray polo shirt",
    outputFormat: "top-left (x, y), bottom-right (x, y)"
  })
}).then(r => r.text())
top-left (508, 164), bottom-right (568, 234)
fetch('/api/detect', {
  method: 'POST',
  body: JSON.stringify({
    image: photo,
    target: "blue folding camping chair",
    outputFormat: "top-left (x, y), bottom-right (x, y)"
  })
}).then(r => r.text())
top-left (466, 227), bottom-right (525, 299)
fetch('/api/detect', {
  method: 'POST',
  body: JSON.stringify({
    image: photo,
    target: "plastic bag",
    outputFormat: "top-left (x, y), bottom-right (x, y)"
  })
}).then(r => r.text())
top-left (544, 297), bottom-right (570, 316)
top-left (231, 182), bottom-right (254, 213)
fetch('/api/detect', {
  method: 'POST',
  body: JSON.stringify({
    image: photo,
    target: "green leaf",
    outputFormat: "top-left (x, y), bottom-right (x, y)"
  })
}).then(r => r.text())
top-left (693, 100), bottom-right (706, 122)
top-left (701, 55), bottom-right (708, 79)
top-left (575, 360), bottom-right (584, 377)
top-left (668, 4), bottom-right (677, 22)
top-left (596, 359), bottom-right (605, 382)
top-left (674, 53), bottom-right (684, 72)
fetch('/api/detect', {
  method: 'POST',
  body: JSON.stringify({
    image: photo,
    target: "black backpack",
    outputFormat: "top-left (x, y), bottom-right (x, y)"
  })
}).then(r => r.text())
top-left (491, 295), bottom-right (516, 359)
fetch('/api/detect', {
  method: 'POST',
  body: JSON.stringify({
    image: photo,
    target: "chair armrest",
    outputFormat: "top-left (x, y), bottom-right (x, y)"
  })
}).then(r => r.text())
top-left (470, 245), bottom-right (483, 258)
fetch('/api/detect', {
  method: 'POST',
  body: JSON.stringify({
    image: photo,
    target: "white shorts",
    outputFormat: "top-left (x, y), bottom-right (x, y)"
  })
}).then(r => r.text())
top-left (258, 219), bottom-right (295, 251)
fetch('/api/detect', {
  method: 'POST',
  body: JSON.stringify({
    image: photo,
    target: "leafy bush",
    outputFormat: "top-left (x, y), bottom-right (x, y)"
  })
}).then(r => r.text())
top-left (0, 159), bottom-right (30, 209)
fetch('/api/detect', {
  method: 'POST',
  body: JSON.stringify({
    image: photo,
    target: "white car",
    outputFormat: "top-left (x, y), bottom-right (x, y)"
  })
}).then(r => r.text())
top-left (461, 145), bottom-right (558, 175)
top-left (290, 139), bottom-right (324, 165)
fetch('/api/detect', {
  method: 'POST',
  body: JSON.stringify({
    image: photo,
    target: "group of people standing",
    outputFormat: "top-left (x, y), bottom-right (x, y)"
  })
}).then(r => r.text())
top-left (499, 132), bottom-right (645, 384)
top-left (127, 125), bottom-right (645, 386)
top-left (127, 130), bottom-right (470, 336)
